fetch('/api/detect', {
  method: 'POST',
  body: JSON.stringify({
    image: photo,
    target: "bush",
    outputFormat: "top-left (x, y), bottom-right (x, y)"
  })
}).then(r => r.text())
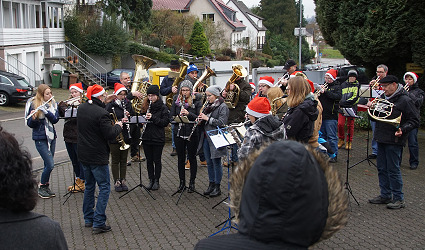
top-left (128, 43), bottom-right (178, 63)
top-left (354, 111), bottom-right (371, 130)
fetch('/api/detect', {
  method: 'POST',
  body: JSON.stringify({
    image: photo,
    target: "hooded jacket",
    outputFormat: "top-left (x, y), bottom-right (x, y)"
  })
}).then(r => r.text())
top-left (318, 81), bottom-right (341, 120)
top-left (283, 95), bottom-right (319, 143)
top-left (372, 84), bottom-right (419, 146)
top-left (238, 115), bottom-right (286, 160)
top-left (339, 79), bottom-right (360, 111)
top-left (406, 81), bottom-right (424, 110)
top-left (195, 140), bottom-right (348, 249)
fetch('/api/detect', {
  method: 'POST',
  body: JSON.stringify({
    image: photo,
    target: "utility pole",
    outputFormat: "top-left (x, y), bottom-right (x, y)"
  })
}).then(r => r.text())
top-left (299, 0), bottom-right (302, 68)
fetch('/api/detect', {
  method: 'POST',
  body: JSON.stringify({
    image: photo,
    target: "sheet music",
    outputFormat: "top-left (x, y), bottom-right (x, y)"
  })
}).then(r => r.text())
top-left (224, 132), bottom-right (236, 145)
top-left (64, 107), bottom-right (78, 118)
top-left (129, 116), bottom-right (147, 123)
top-left (209, 134), bottom-right (229, 148)
top-left (174, 115), bottom-right (190, 123)
top-left (342, 108), bottom-right (360, 118)
top-left (236, 126), bottom-right (247, 138)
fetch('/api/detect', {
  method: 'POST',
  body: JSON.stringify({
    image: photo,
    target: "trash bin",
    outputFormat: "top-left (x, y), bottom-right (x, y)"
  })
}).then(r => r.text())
top-left (62, 71), bottom-right (70, 89)
top-left (51, 70), bottom-right (62, 88)
top-left (69, 74), bottom-right (78, 85)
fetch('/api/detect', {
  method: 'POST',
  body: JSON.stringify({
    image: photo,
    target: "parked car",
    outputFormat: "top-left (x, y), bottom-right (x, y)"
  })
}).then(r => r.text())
top-left (336, 65), bottom-right (368, 85)
top-left (100, 68), bottom-right (135, 87)
top-left (0, 71), bottom-right (34, 106)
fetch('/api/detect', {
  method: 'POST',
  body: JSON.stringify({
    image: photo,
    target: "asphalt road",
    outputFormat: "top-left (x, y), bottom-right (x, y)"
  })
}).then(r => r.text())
top-left (0, 108), bottom-right (69, 171)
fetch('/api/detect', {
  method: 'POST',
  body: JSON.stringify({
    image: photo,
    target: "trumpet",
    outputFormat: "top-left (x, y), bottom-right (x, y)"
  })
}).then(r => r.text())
top-left (314, 83), bottom-right (328, 97)
top-left (25, 96), bottom-right (55, 120)
top-left (275, 72), bottom-right (290, 87)
top-left (63, 96), bottom-right (82, 106)
top-left (404, 83), bottom-right (410, 92)
top-left (111, 108), bottom-right (130, 150)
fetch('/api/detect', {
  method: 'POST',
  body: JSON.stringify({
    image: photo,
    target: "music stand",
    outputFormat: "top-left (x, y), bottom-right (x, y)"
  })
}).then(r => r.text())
top-left (119, 115), bottom-right (155, 200)
top-left (207, 127), bottom-right (238, 236)
top-left (60, 106), bottom-right (84, 205)
top-left (170, 120), bottom-right (209, 205)
top-left (341, 108), bottom-right (360, 206)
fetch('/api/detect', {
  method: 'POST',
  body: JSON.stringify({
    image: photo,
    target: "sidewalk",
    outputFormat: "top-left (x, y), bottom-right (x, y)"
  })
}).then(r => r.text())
top-left (33, 130), bottom-right (425, 249)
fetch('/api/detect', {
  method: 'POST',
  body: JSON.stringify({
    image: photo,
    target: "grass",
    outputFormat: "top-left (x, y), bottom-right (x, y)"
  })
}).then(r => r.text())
top-left (321, 48), bottom-right (344, 59)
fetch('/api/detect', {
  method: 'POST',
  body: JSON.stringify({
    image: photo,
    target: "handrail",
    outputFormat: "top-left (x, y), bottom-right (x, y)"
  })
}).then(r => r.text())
top-left (6, 53), bottom-right (43, 86)
top-left (0, 56), bottom-right (35, 86)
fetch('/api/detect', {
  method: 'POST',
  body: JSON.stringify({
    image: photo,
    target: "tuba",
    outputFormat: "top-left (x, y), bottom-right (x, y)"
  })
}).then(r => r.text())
top-left (166, 59), bottom-right (189, 108)
top-left (131, 55), bottom-right (156, 113)
top-left (193, 66), bottom-right (216, 93)
top-left (367, 98), bottom-right (402, 127)
top-left (271, 95), bottom-right (287, 116)
top-left (224, 64), bottom-right (248, 109)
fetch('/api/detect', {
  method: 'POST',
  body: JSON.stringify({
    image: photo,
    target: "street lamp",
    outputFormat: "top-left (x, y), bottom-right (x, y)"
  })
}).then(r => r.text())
top-left (294, 1), bottom-right (305, 67)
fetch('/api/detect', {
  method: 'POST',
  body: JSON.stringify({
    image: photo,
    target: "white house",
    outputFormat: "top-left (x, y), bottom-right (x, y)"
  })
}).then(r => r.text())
top-left (0, 0), bottom-right (67, 86)
top-left (225, 0), bottom-right (266, 51)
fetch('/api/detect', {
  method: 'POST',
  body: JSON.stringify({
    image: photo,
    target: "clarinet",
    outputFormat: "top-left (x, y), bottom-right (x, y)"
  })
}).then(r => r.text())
top-left (140, 100), bottom-right (152, 139)
top-left (177, 95), bottom-right (186, 137)
top-left (121, 100), bottom-right (131, 139)
top-left (187, 99), bottom-right (208, 141)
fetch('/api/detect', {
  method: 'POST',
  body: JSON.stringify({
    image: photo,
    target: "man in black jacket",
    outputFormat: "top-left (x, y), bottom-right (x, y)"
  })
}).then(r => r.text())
top-left (367, 76), bottom-right (419, 209)
top-left (77, 84), bottom-right (123, 234)
top-left (318, 69), bottom-right (341, 163)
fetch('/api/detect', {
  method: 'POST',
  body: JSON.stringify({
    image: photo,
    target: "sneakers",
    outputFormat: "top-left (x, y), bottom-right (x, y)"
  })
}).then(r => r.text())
top-left (45, 185), bottom-right (56, 197)
top-left (114, 180), bottom-right (123, 192)
top-left (38, 185), bottom-right (51, 199)
top-left (368, 154), bottom-right (377, 159)
top-left (185, 160), bottom-right (190, 170)
top-left (387, 200), bottom-right (406, 209)
top-left (368, 195), bottom-right (392, 204)
top-left (170, 148), bottom-right (177, 156)
top-left (345, 141), bottom-right (352, 150)
top-left (200, 160), bottom-right (207, 166)
top-left (120, 179), bottom-right (128, 191)
top-left (338, 139), bottom-right (345, 148)
top-left (410, 164), bottom-right (418, 170)
top-left (92, 225), bottom-right (112, 234)
top-left (151, 179), bottom-right (160, 190)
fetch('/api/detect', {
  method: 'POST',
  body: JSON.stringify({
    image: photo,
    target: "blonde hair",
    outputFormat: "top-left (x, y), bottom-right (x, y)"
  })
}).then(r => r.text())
top-left (286, 76), bottom-right (311, 108)
top-left (267, 87), bottom-right (284, 109)
top-left (33, 84), bottom-right (54, 118)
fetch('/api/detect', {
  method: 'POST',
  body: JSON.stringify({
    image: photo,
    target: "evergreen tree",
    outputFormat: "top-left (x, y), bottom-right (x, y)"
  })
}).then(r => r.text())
top-left (188, 21), bottom-right (211, 57)
top-left (259, 0), bottom-right (297, 39)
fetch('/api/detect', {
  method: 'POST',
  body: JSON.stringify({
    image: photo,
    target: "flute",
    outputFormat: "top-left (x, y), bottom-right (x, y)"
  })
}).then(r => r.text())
top-left (25, 96), bottom-right (55, 120)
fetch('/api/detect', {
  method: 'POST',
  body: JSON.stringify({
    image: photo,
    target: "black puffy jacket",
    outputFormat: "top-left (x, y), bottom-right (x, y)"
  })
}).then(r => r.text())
top-left (318, 81), bottom-right (341, 120)
top-left (141, 99), bottom-right (170, 145)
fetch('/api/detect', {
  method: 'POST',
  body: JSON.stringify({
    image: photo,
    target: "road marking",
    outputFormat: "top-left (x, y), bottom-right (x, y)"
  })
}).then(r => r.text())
top-left (31, 149), bottom-right (67, 161)
top-left (0, 117), bottom-right (25, 122)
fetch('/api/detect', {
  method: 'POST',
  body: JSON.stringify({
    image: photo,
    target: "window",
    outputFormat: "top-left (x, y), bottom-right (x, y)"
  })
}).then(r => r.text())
top-left (202, 14), bottom-right (214, 22)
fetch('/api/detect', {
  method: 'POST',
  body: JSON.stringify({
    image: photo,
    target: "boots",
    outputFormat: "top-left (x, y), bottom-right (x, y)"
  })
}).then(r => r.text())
top-left (185, 160), bottom-right (190, 170)
top-left (177, 179), bottom-right (185, 193)
top-left (203, 182), bottom-right (215, 195)
top-left (345, 141), bottom-right (352, 150)
top-left (151, 179), bottom-right (160, 190)
top-left (120, 179), bottom-right (128, 191)
top-left (147, 179), bottom-right (154, 190)
top-left (188, 180), bottom-right (196, 193)
top-left (338, 139), bottom-right (345, 148)
top-left (67, 178), bottom-right (85, 193)
top-left (209, 184), bottom-right (221, 197)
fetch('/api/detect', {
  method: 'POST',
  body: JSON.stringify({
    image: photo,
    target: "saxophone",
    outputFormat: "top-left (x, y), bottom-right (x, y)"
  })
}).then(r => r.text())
top-left (131, 55), bottom-right (156, 113)
top-left (111, 108), bottom-right (130, 151)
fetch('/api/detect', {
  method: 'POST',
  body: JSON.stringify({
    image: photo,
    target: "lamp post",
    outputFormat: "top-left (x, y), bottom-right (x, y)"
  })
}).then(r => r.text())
top-left (299, 0), bottom-right (302, 67)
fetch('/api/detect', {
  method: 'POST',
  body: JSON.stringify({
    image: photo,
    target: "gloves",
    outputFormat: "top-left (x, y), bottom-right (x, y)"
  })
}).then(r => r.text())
top-left (38, 105), bottom-right (48, 115)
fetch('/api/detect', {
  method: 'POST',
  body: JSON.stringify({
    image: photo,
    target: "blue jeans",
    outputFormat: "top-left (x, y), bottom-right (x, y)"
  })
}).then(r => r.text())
top-left (203, 138), bottom-right (223, 184)
top-left (370, 120), bottom-right (378, 155)
top-left (35, 139), bottom-right (56, 184)
top-left (408, 128), bottom-right (419, 166)
top-left (320, 120), bottom-right (338, 156)
top-left (82, 164), bottom-right (111, 228)
top-left (231, 144), bottom-right (238, 163)
top-left (65, 142), bottom-right (84, 180)
top-left (377, 143), bottom-right (403, 201)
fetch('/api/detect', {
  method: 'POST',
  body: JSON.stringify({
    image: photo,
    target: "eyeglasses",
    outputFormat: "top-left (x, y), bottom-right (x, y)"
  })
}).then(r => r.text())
top-left (259, 84), bottom-right (267, 88)
top-left (181, 89), bottom-right (190, 92)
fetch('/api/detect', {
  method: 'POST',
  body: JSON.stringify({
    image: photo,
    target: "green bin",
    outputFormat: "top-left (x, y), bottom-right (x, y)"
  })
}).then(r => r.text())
top-left (51, 70), bottom-right (62, 88)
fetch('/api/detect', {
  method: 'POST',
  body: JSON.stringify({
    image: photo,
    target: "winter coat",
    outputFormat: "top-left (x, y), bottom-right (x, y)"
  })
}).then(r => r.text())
top-left (26, 102), bottom-right (59, 141)
top-left (339, 80), bottom-right (360, 112)
top-left (105, 99), bottom-right (133, 144)
top-left (197, 99), bottom-right (229, 159)
top-left (406, 82), bottom-right (424, 110)
top-left (238, 115), bottom-right (286, 160)
top-left (141, 99), bottom-right (170, 145)
top-left (77, 97), bottom-right (122, 165)
top-left (58, 102), bottom-right (78, 143)
top-left (308, 99), bottom-right (323, 148)
top-left (283, 96), bottom-right (319, 143)
top-left (0, 209), bottom-right (68, 250)
top-left (318, 81), bottom-right (341, 120)
top-left (228, 78), bottom-right (252, 124)
top-left (160, 75), bottom-right (175, 96)
top-left (372, 84), bottom-right (419, 146)
top-left (170, 93), bottom-right (202, 139)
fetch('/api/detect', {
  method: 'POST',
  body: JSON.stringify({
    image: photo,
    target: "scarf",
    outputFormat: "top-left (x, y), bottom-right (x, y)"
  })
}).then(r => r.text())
top-left (203, 97), bottom-right (224, 115)
top-left (175, 95), bottom-right (194, 109)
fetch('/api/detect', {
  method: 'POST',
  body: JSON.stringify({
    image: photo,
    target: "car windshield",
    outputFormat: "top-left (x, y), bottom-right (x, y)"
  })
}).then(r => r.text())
top-left (110, 70), bottom-right (122, 76)
top-left (16, 78), bottom-right (30, 87)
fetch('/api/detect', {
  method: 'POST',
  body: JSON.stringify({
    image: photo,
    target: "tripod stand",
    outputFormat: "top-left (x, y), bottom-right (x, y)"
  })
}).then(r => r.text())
top-left (119, 117), bottom-right (155, 200)
top-left (63, 170), bottom-right (83, 205)
top-left (210, 144), bottom-right (238, 237)
top-left (343, 123), bottom-right (359, 206)
top-left (349, 115), bottom-right (376, 169)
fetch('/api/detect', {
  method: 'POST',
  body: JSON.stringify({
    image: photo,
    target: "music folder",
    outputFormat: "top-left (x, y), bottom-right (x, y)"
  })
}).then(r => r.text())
top-left (128, 116), bottom-right (148, 124)
top-left (64, 107), bottom-right (78, 118)
top-left (174, 115), bottom-right (190, 123)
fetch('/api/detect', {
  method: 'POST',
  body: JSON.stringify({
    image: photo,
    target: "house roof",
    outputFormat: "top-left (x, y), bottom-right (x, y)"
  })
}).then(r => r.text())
top-left (228, 0), bottom-right (267, 31)
top-left (207, 0), bottom-right (245, 30)
top-left (152, 0), bottom-right (191, 11)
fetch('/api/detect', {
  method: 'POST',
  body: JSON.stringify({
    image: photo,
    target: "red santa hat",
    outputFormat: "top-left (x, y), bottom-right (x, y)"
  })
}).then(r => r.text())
top-left (259, 76), bottom-right (275, 88)
top-left (306, 79), bottom-right (315, 93)
top-left (86, 84), bottom-right (105, 103)
top-left (325, 69), bottom-right (338, 81)
top-left (245, 97), bottom-right (271, 118)
top-left (114, 82), bottom-right (127, 96)
top-left (290, 71), bottom-right (307, 78)
top-left (69, 82), bottom-right (84, 93)
top-left (250, 82), bottom-right (256, 89)
top-left (403, 72), bottom-right (418, 83)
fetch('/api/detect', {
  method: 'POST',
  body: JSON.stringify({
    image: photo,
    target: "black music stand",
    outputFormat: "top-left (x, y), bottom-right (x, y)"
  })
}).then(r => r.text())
top-left (341, 108), bottom-right (360, 206)
top-left (207, 128), bottom-right (238, 236)
top-left (60, 106), bottom-right (84, 205)
top-left (170, 120), bottom-right (209, 205)
top-left (119, 116), bottom-right (155, 200)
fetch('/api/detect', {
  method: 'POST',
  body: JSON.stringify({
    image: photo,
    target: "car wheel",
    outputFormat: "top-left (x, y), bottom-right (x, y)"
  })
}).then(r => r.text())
top-left (0, 92), bottom-right (10, 106)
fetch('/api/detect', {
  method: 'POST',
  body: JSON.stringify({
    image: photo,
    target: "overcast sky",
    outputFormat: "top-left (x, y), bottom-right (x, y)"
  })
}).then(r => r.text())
top-left (240, 0), bottom-right (316, 18)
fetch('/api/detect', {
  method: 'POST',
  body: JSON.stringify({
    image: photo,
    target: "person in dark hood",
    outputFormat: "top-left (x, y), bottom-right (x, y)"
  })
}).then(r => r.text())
top-left (238, 97), bottom-right (286, 161)
top-left (195, 140), bottom-right (348, 249)
top-left (282, 76), bottom-right (319, 143)
top-left (402, 72), bottom-right (424, 170)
